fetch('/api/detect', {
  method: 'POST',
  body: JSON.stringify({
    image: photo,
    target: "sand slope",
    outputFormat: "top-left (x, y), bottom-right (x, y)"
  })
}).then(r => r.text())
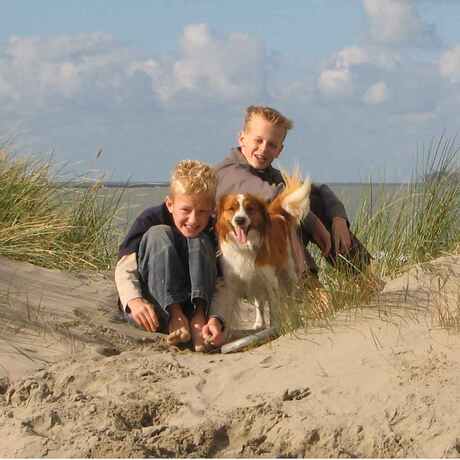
top-left (0, 255), bottom-right (460, 457)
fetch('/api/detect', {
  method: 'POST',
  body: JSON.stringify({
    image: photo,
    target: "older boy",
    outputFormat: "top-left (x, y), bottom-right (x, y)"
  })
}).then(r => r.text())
top-left (115, 160), bottom-right (223, 351)
top-left (215, 105), bottom-right (371, 274)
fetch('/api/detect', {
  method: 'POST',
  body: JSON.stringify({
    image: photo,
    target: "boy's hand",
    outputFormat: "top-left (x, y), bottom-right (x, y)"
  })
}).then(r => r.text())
top-left (127, 297), bottom-right (159, 332)
top-left (202, 317), bottom-right (225, 347)
top-left (331, 217), bottom-right (352, 256)
top-left (311, 214), bottom-right (332, 256)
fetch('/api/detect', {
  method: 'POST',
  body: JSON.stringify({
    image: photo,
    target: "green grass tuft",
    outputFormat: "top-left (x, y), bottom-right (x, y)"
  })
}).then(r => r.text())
top-left (276, 136), bottom-right (460, 334)
top-left (0, 148), bottom-right (122, 271)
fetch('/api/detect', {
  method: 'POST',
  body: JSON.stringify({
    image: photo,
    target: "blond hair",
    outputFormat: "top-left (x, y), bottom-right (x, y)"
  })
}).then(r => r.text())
top-left (243, 105), bottom-right (293, 137)
top-left (170, 159), bottom-right (217, 197)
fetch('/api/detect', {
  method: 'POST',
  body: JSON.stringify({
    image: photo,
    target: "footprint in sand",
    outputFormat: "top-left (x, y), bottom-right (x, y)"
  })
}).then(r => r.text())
top-left (167, 327), bottom-right (191, 346)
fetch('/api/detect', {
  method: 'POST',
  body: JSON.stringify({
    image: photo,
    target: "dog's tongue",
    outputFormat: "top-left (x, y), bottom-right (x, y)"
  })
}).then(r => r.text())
top-left (235, 226), bottom-right (247, 244)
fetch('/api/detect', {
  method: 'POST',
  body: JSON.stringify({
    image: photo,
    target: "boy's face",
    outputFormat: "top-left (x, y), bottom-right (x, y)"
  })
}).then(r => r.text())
top-left (239, 115), bottom-right (285, 170)
top-left (166, 192), bottom-right (214, 238)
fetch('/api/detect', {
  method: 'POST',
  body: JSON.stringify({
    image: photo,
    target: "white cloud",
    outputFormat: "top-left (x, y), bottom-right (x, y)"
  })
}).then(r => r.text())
top-left (336, 47), bottom-right (369, 68)
top-left (318, 46), bottom-right (368, 98)
top-left (318, 68), bottom-right (352, 97)
top-left (0, 33), bottom-right (137, 109)
top-left (317, 45), bottom-right (397, 99)
top-left (134, 24), bottom-right (268, 102)
top-left (0, 25), bottom-right (269, 109)
top-left (439, 45), bottom-right (460, 83)
top-left (363, 81), bottom-right (389, 104)
top-left (363, 0), bottom-right (438, 46)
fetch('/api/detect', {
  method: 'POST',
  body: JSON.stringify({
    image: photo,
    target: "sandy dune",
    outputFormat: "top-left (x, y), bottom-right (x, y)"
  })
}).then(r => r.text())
top-left (0, 255), bottom-right (459, 457)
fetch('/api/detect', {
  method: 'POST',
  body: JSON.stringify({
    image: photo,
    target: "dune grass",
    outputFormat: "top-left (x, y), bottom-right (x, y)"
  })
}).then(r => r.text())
top-left (276, 136), bottom-right (460, 333)
top-left (0, 148), bottom-right (122, 271)
top-left (1, 138), bottom-right (458, 336)
top-left (353, 136), bottom-right (460, 277)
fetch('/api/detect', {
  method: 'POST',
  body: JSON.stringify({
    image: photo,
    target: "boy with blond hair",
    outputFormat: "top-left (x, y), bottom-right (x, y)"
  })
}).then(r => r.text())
top-left (216, 105), bottom-right (371, 274)
top-left (115, 160), bottom-right (224, 351)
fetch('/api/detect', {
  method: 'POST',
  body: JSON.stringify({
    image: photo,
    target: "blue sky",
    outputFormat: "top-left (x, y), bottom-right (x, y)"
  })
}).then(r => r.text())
top-left (1, 0), bottom-right (460, 182)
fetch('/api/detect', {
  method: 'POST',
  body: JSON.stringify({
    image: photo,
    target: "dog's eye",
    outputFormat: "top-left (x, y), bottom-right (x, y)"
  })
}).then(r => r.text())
top-left (246, 205), bottom-right (256, 214)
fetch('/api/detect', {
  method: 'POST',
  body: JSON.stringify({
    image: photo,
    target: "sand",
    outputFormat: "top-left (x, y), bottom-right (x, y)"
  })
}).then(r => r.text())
top-left (0, 254), bottom-right (460, 457)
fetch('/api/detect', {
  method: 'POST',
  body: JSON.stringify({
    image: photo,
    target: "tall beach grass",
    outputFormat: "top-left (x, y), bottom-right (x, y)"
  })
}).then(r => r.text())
top-left (0, 147), bottom-right (122, 271)
top-left (354, 136), bottom-right (460, 277)
top-left (276, 136), bottom-right (460, 333)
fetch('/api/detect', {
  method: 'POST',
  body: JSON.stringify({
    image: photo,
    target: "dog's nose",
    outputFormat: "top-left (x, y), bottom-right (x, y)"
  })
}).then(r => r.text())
top-left (234, 216), bottom-right (247, 226)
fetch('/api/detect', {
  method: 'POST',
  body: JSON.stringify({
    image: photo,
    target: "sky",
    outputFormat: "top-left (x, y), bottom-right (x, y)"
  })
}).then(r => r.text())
top-left (1, 0), bottom-right (460, 182)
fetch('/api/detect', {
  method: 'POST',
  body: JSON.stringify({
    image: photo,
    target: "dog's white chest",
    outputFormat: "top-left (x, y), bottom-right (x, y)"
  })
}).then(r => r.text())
top-left (220, 241), bottom-right (256, 280)
top-left (220, 241), bottom-right (279, 299)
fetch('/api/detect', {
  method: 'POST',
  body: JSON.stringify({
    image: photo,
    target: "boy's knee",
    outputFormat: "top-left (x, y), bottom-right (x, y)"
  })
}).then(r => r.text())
top-left (142, 225), bottom-right (174, 245)
top-left (199, 233), bottom-right (215, 253)
top-left (139, 225), bottom-right (175, 258)
top-left (189, 233), bottom-right (216, 260)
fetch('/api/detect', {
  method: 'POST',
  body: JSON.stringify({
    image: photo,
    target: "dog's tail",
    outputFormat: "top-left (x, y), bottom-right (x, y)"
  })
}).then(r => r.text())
top-left (269, 169), bottom-right (311, 222)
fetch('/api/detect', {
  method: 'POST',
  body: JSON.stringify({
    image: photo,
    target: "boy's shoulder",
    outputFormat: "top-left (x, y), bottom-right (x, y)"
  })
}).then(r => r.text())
top-left (118, 202), bottom-right (172, 258)
top-left (215, 148), bottom-right (244, 172)
top-left (136, 202), bottom-right (170, 223)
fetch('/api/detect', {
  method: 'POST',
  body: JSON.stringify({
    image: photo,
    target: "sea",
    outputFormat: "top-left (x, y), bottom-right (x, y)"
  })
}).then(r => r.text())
top-left (103, 182), bottom-right (407, 235)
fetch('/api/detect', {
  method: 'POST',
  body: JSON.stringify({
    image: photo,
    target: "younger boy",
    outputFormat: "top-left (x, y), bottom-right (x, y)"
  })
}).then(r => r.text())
top-left (115, 160), bottom-right (224, 351)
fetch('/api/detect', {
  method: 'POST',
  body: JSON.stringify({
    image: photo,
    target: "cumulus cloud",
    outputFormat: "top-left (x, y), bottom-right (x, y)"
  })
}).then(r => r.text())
top-left (318, 68), bottom-right (352, 97)
top-left (317, 45), bottom-right (398, 99)
top-left (316, 41), bottom-right (443, 118)
top-left (439, 45), bottom-right (460, 83)
top-left (132, 24), bottom-right (268, 103)
top-left (363, 0), bottom-right (439, 47)
top-left (363, 81), bottom-right (389, 104)
top-left (335, 46), bottom-right (369, 68)
top-left (0, 25), bottom-right (269, 113)
top-left (317, 47), bottom-right (366, 98)
top-left (0, 33), bottom-right (139, 110)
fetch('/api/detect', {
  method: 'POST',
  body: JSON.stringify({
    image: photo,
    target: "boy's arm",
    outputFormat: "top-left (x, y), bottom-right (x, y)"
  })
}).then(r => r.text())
top-left (115, 254), bottom-right (159, 332)
top-left (315, 183), bottom-right (348, 221)
top-left (301, 212), bottom-right (332, 257)
top-left (114, 253), bottom-right (143, 310)
top-left (315, 184), bottom-right (351, 254)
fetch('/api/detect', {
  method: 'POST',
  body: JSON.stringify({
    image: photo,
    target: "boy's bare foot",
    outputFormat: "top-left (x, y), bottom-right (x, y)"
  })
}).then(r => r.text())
top-left (190, 304), bottom-right (207, 352)
top-left (167, 304), bottom-right (191, 346)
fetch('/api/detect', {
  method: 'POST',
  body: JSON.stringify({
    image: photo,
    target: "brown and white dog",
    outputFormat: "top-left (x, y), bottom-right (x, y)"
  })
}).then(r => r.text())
top-left (210, 174), bottom-right (311, 333)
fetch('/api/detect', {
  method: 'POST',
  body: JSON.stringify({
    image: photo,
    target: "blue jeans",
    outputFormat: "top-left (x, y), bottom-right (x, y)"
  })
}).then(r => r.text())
top-left (133, 225), bottom-right (217, 332)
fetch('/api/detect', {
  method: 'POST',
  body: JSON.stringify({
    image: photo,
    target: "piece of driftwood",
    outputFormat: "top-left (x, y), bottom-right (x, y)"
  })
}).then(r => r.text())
top-left (220, 327), bottom-right (278, 354)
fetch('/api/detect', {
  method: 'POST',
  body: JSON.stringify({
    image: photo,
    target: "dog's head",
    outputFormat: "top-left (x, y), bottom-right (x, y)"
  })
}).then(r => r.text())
top-left (216, 193), bottom-right (269, 248)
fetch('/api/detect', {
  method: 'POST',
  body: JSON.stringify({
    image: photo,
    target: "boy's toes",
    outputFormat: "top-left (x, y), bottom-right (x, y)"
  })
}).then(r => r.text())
top-left (166, 329), bottom-right (181, 345)
top-left (167, 327), bottom-right (190, 345)
top-left (180, 327), bottom-right (191, 342)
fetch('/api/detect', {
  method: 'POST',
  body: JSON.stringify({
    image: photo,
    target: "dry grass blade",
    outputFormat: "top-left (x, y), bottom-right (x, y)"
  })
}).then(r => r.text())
top-left (277, 136), bottom-right (460, 335)
top-left (0, 147), bottom-right (123, 271)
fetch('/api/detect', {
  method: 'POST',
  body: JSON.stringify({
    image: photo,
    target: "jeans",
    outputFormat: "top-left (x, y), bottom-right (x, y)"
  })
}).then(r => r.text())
top-left (135, 225), bottom-right (217, 332)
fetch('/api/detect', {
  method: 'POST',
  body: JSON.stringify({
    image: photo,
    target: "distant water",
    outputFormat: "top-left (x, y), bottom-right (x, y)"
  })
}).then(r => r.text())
top-left (108, 183), bottom-right (406, 233)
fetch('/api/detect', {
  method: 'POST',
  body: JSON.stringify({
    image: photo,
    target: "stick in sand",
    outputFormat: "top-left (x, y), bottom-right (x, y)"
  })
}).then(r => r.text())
top-left (220, 327), bottom-right (278, 354)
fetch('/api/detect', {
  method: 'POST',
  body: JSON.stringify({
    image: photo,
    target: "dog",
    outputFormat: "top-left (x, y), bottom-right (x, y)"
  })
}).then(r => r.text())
top-left (210, 173), bottom-right (311, 334)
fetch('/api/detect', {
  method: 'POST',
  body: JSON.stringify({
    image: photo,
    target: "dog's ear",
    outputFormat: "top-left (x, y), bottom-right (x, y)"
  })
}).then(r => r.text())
top-left (218, 195), bottom-right (227, 212)
top-left (215, 194), bottom-right (232, 237)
